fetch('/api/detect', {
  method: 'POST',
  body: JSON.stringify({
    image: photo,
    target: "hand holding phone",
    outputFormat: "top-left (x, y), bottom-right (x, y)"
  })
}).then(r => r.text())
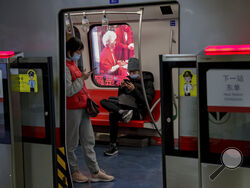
top-left (81, 68), bottom-right (93, 80)
top-left (123, 79), bottom-right (131, 83)
top-left (126, 81), bottom-right (135, 91)
top-left (121, 79), bottom-right (130, 88)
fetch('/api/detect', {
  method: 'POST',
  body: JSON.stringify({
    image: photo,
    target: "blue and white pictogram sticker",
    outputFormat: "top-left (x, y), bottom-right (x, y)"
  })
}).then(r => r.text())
top-left (110, 0), bottom-right (119, 4)
top-left (170, 20), bottom-right (176, 26)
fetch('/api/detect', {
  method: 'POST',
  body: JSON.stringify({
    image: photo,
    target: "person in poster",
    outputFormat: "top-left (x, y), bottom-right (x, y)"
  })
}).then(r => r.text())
top-left (100, 30), bottom-right (128, 77)
top-left (115, 24), bottom-right (135, 62)
top-left (100, 31), bottom-right (119, 75)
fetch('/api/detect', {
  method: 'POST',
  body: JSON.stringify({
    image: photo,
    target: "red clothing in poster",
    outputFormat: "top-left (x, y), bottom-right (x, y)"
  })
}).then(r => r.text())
top-left (100, 47), bottom-right (117, 75)
top-left (100, 47), bottom-right (128, 77)
top-left (116, 60), bottom-right (128, 77)
top-left (115, 25), bottom-right (135, 61)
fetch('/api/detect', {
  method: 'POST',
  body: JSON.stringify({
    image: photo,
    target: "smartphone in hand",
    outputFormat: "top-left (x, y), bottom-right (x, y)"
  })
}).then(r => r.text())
top-left (123, 79), bottom-right (131, 84)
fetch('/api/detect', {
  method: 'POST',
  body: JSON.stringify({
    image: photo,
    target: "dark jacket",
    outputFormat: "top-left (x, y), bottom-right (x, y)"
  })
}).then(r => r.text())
top-left (118, 71), bottom-right (155, 118)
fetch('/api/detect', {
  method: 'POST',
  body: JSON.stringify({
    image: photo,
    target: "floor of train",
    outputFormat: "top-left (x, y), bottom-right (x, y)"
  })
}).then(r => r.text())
top-left (74, 143), bottom-right (162, 188)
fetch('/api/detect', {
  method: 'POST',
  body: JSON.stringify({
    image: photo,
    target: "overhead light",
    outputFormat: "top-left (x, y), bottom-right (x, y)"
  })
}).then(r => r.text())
top-left (82, 12), bottom-right (89, 32)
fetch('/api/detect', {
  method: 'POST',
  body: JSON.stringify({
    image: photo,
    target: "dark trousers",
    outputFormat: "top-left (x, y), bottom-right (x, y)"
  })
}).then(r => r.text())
top-left (100, 99), bottom-right (141, 143)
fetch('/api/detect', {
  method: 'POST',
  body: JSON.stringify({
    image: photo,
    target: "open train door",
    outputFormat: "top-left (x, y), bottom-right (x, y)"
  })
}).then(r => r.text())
top-left (160, 54), bottom-right (199, 188)
top-left (6, 56), bottom-right (60, 188)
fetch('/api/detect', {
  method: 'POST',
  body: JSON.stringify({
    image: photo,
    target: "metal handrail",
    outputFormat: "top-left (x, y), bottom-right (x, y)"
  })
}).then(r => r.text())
top-left (150, 98), bottom-right (161, 113)
top-left (69, 10), bottom-right (141, 16)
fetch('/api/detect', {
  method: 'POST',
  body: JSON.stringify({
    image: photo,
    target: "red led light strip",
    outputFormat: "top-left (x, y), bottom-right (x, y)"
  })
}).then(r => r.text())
top-left (205, 44), bottom-right (250, 55)
top-left (0, 51), bottom-right (15, 58)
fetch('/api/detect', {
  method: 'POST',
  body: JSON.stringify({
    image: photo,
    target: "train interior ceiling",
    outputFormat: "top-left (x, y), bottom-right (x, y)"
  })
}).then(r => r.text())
top-left (63, 3), bottom-right (179, 139)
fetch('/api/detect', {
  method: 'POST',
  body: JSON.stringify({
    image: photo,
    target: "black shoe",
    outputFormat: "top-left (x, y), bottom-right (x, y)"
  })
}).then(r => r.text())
top-left (104, 144), bottom-right (118, 156)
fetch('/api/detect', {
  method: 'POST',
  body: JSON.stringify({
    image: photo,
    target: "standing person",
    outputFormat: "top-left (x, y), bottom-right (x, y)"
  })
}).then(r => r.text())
top-left (66, 37), bottom-right (114, 182)
top-left (100, 57), bottom-right (155, 156)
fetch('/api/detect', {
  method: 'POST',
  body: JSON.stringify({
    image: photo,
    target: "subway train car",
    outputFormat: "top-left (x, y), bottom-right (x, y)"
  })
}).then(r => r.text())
top-left (1, 0), bottom-right (250, 188)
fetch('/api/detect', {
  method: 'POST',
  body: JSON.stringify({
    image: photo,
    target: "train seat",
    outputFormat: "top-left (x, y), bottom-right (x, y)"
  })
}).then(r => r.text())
top-left (89, 90), bottom-right (161, 128)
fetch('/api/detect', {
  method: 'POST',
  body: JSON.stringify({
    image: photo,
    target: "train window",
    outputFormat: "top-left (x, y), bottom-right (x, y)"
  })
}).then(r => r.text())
top-left (206, 69), bottom-right (250, 157)
top-left (18, 69), bottom-right (46, 139)
top-left (173, 68), bottom-right (198, 152)
top-left (89, 24), bottom-right (135, 86)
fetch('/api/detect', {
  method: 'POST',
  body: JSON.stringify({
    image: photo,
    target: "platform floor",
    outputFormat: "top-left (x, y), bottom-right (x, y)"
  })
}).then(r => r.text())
top-left (73, 143), bottom-right (163, 188)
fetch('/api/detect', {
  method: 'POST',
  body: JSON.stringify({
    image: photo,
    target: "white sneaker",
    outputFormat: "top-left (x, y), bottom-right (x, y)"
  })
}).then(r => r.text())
top-left (122, 110), bottom-right (133, 123)
top-left (71, 171), bottom-right (88, 183)
top-left (91, 170), bottom-right (114, 182)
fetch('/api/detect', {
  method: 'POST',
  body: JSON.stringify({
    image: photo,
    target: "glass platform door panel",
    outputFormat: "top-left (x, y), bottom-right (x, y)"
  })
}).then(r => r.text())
top-left (9, 57), bottom-right (56, 188)
top-left (197, 57), bottom-right (250, 188)
top-left (0, 63), bottom-right (12, 188)
top-left (160, 55), bottom-right (198, 188)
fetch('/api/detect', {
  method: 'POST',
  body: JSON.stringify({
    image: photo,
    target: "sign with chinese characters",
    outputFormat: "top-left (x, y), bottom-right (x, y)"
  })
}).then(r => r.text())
top-left (207, 69), bottom-right (250, 107)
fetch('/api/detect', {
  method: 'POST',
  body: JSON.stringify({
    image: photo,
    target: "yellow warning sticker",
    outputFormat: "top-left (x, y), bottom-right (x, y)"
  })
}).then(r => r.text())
top-left (19, 69), bottom-right (38, 93)
top-left (179, 69), bottom-right (197, 96)
top-left (57, 147), bottom-right (69, 187)
top-left (57, 155), bottom-right (66, 170)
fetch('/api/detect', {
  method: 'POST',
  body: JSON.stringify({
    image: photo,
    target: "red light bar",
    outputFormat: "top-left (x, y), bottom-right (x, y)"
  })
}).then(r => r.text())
top-left (0, 51), bottom-right (15, 58)
top-left (205, 51), bottom-right (250, 55)
top-left (205, 44), bottom-right (250, 53)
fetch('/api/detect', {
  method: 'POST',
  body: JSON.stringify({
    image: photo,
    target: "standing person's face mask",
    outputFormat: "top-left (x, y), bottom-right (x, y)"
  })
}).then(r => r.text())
top-left (72, 53), bottom-right (81, 61)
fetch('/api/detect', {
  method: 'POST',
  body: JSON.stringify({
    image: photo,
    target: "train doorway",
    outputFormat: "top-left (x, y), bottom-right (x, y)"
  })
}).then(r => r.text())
top-left (59, 1), bottom-right (179, 187)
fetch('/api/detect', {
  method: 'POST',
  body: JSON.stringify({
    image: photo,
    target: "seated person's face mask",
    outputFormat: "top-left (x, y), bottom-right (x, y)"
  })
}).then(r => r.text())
top-left (130, 73), bottom-right (139, 79)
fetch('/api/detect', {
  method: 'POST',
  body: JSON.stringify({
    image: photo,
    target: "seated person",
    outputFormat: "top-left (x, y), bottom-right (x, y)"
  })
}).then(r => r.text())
top-left (100, 57), bottom-right (155, 156)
